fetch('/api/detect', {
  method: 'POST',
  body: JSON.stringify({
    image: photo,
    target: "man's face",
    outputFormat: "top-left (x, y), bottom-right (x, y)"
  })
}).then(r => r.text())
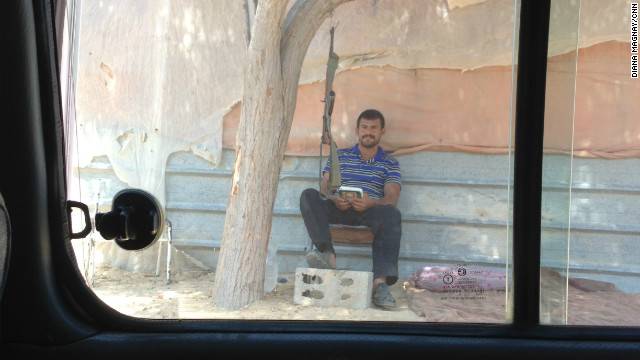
top-left (356, 118), bottom-right (385, 149)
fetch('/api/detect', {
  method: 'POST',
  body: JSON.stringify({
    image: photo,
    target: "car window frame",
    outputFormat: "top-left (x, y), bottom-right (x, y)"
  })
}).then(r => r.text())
top-left (2, 0), bottom-right (640, 357)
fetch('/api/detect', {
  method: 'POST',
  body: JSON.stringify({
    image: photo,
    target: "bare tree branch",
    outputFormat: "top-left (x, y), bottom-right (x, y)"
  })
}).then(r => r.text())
top-left (281, 0), bottom-right (353, 119)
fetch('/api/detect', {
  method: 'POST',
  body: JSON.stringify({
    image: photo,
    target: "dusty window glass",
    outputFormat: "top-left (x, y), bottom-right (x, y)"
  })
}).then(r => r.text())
top-left (540, 0), bottom-right (640, 326)
top-left (64, 0), bottom-right (521, 322)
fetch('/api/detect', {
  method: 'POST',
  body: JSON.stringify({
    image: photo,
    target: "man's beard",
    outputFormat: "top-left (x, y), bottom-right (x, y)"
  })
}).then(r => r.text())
top-left (359, 135), bottom-right (378, 148)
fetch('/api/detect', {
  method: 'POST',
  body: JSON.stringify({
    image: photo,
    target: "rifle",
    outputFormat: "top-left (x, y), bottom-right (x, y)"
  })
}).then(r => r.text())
top-left (320, 26), bottom-right (341, 197)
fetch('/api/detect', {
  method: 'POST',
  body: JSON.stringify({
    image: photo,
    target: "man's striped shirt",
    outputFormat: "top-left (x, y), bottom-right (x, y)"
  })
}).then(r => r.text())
top-left (324, 144), bottom-right (401, 199)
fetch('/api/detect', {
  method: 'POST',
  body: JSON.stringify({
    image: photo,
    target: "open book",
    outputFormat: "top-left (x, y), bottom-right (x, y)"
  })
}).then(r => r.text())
top-left (338, 185), bottom-right (363, 199)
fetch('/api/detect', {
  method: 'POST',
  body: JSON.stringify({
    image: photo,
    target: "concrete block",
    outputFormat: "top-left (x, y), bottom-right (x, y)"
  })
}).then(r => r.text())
top-left (293, 267), bottom-right (373, 310)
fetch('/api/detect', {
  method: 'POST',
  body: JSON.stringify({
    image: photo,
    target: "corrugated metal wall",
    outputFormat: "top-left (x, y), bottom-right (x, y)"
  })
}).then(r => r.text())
top-left (77, 149), bottom-right (640, 292)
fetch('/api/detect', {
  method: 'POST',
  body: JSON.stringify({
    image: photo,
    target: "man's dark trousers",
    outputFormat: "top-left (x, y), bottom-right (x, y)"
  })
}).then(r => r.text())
top-left (299, 188), bottom-right (402, 285)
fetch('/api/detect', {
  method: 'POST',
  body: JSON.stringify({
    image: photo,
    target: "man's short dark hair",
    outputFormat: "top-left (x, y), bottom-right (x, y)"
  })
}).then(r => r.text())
top-left (357, 109), bottom-right (385, 129)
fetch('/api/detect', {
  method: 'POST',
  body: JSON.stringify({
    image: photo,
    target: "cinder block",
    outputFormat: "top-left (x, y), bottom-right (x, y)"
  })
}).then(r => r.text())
top-left (293, 267), bottom-right (373, 310)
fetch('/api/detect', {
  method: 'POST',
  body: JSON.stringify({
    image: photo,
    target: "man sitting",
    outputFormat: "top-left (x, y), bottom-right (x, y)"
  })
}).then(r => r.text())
top-left (299, 109), bottom-right (402, 310)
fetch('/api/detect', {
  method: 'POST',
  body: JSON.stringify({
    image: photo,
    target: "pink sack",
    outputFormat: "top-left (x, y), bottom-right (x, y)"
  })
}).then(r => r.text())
top-left (409, 266), bottom-right (510, 293)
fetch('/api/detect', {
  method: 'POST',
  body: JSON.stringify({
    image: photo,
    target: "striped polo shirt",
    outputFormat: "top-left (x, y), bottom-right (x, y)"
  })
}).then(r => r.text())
top-left (324, 144), bottom-right (401, 199)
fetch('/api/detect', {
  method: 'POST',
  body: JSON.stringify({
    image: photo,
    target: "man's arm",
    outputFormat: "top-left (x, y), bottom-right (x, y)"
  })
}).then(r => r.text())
top-left (380, 182), bottom-right (401, 207)
top-left (349, 182), bottom-right (401, 211)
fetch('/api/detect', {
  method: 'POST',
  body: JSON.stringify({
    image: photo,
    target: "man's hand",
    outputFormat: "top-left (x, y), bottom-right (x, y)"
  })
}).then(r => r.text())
top-left (332, 194), bottom-right (351, 211)
top-left (347, 183), bottom-right (401, 212)
top-left (349, 192), bottom-right (376, 212)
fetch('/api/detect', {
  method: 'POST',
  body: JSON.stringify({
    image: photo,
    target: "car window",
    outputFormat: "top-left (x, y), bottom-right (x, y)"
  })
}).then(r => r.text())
top-left (540, 0), bottom-right (640, 326)
top-left (61, 0), bottom-right (640, 325)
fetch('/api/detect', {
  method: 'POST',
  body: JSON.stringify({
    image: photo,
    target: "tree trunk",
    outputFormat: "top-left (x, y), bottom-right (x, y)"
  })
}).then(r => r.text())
top-left (213, 0), bottom-right (353, 310)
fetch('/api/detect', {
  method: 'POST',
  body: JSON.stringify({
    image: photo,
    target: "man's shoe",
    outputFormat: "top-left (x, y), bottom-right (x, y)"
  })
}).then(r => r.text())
top-left (372, 283), bottom-right (397, 310)
top-left (305, 249), bottom-right (333, 269)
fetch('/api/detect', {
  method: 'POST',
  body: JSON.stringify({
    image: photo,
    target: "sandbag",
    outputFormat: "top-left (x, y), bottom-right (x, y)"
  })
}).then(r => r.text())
top-left (408, 265), bottom-right (509, 293)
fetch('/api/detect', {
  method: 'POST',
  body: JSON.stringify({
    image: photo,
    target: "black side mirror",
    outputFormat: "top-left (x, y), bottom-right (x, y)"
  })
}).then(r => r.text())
top-left (93, 189), bottom-right (164, 251)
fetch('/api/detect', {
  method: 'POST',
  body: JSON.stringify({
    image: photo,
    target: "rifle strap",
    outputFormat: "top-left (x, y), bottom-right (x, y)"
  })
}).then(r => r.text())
top-left (328, 139), bottom-right (341, 191)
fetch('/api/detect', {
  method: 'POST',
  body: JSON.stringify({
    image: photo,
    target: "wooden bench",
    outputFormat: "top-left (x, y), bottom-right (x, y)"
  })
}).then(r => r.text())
top-left (329, 224), bottom-right (373, 247)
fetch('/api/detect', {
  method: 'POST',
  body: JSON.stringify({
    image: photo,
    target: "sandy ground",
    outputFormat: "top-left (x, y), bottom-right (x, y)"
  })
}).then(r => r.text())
top-left (90, 264), bottom-right (424, 321)
top-left (89, 264), bottom-right (640, 326)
